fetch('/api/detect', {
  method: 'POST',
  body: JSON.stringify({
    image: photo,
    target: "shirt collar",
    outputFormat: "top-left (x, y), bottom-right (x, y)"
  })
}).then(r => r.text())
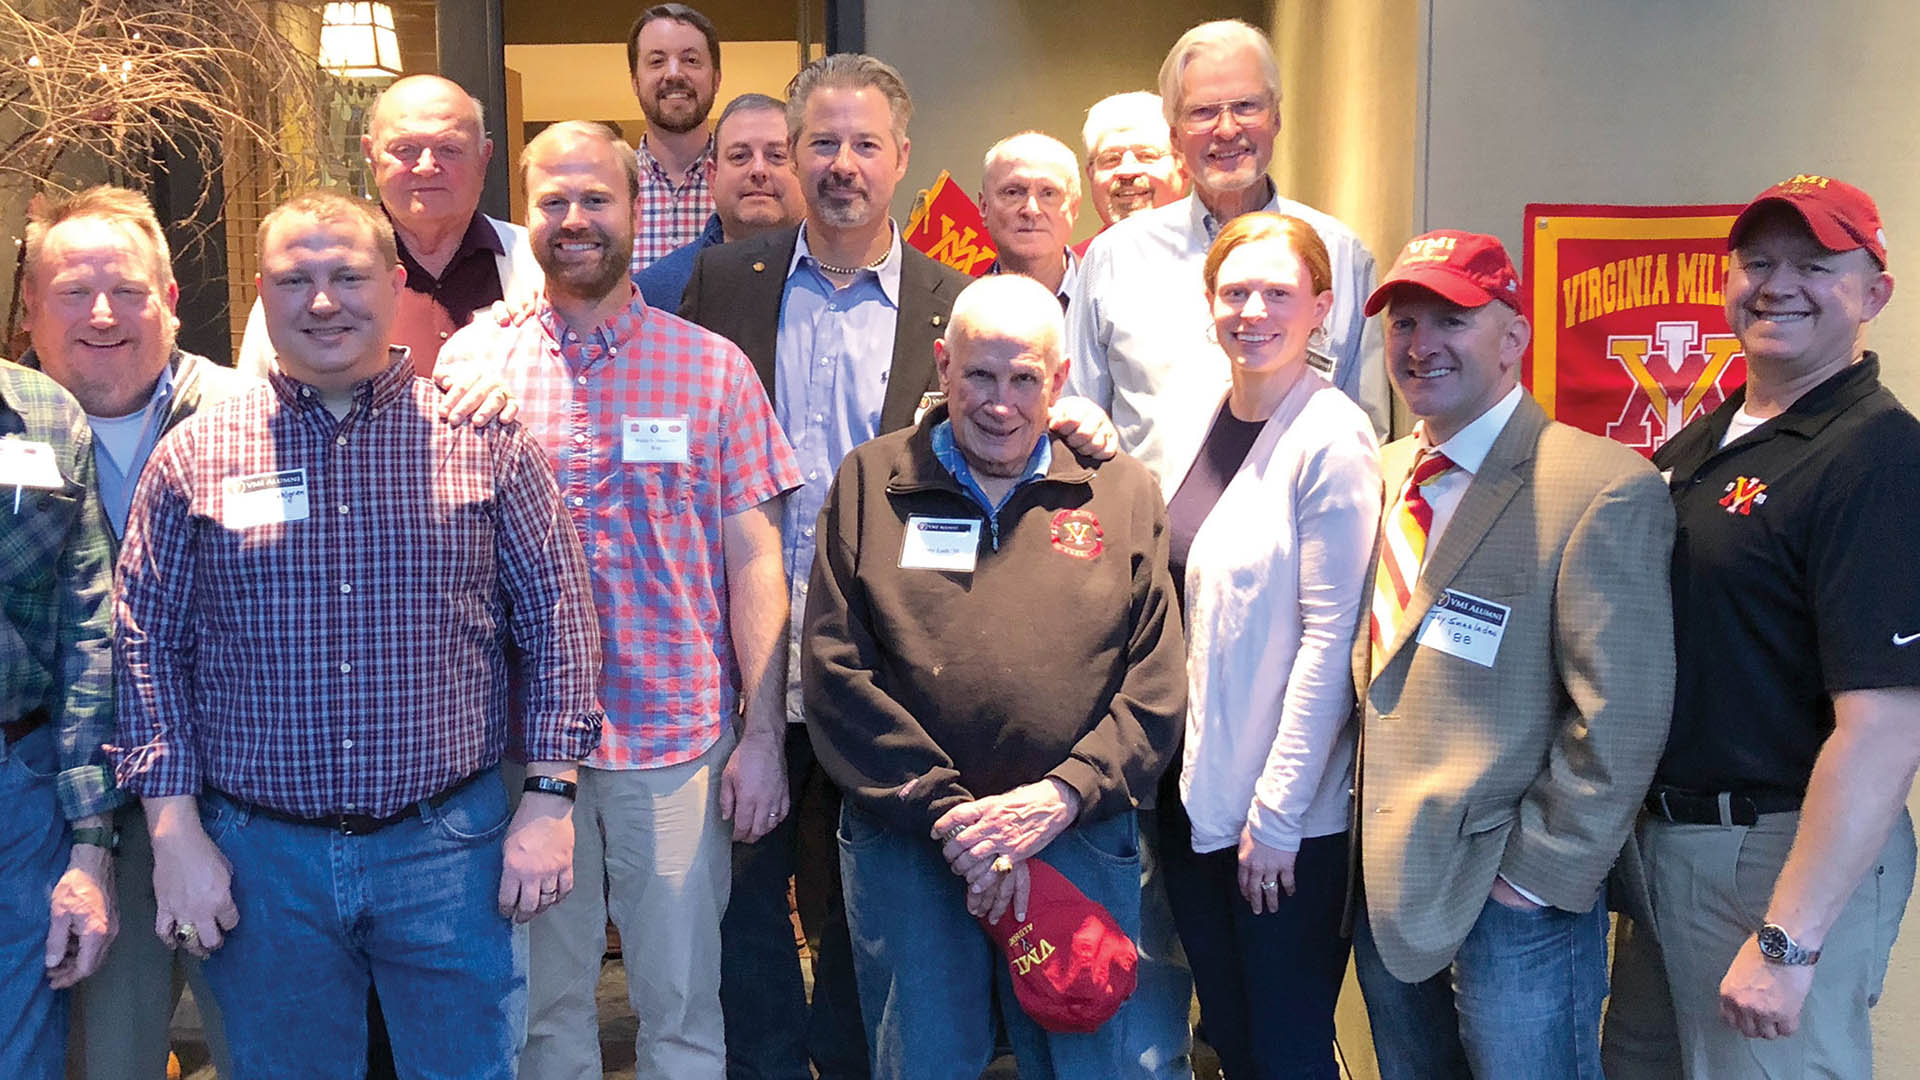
top-left (1419, 384), bottom-right (1526, 476)
top-left (637, 133), bottom-right (715, 183)
top-left (697, 213), bottom-right (726, 247)
top-left (986, 248), bottom-right (1079, 306)
top-left (536, 283), bottom-right (649, 370)
top-left (1192, 179), bottom-right (1281, 241)
top-left (789, 221), bottom-right (904, 306)
top-left (14, 346), bottom-right (180, 417)
top-left (930, 415), bottom-right (1053, 512)
top-left (388, 209), bottom-right (503, 282)
top-left (268, 346), bottom-right (415, 412)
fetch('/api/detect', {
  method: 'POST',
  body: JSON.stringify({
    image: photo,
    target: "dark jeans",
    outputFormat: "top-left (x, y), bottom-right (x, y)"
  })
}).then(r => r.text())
top-left (1163, 828), bottom-right (1351, 1080)
top-left (722, 724), bottom-right (867, 1080)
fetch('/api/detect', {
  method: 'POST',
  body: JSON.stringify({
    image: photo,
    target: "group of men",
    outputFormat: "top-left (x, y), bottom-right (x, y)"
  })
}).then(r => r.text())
top-left (2, 4), bottom-right (1916, 1080)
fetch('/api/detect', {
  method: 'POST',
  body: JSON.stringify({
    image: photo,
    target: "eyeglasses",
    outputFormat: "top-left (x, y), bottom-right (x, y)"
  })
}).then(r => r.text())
top-left (1178, 97), bottom-right (1271, 134)
top-left (1090, 146), bottom-right (1169, 172)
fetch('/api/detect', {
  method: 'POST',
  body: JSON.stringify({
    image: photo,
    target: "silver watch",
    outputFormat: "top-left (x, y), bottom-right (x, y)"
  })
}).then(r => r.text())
top-left (1756, 923), bottom-right (1820, 966)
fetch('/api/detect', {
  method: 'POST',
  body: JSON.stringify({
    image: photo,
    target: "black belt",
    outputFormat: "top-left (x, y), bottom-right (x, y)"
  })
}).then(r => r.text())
top-left (215, 771), bottom-right (486, 837)
top-left (1643, 787), bottom-right (1801, 827)
top-left (2, 707), bottom-right (49, 746)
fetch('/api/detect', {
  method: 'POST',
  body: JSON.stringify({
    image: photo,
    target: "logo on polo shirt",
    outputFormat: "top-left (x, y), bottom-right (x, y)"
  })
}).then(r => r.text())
top-left (1050, 508), bottom-right (1103, 560)
top-left (1719, 476), bottom-right (1768, 516)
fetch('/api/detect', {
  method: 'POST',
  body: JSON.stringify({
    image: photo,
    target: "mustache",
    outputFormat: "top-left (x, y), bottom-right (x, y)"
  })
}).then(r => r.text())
top-left (656, 76), bottom-right (697, 98)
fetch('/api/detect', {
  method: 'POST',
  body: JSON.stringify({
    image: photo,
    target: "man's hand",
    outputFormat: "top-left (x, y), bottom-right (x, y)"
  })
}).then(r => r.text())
top-left (1719, 935), bottom-right (1816, 1039)
top-left (499, 791), bottom-right (575, 923)
top-left (45, 841), bottom-right (116, 988)
top-left (719, 729), bottom-right (790, 843)
top-left (487, 286), bottom-right (544, 329)
top-left (1047, 396), bottom-right (1119, 460)
top-left (968, 859), bottom-right (1032, 924)
top-left (434, 362), bottom-right (518, 428)
top-left (1489, 875), bottom-right (1544, 912)
top-left (1236, 827), bottom-right (1295, 914)
top-left (147, 798), bottom-right (238, 959)
top-left (933, 778), bottom-right (1081, 891)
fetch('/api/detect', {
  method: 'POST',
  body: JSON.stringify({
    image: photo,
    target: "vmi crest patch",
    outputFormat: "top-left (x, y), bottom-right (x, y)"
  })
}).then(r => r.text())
top-left (1050, 508), bottom-right (1103, 559)
top-left (1719, 476), bottom-right (1768, 515)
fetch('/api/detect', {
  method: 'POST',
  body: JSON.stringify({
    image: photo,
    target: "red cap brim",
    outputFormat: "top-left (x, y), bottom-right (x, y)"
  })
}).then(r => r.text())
top-left (1363, 269), bottom-right (1499, 317)
top-left (1730, 196), bottom-right (1884, 265)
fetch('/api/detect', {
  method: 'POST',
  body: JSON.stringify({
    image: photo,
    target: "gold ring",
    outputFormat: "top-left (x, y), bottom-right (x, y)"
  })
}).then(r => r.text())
top-left (173, 923), bottom-right (199, 945)
top-left (991, 854), bottom-right (1014, 875)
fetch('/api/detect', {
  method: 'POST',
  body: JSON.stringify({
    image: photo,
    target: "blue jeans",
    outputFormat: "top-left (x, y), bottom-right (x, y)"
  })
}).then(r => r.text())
top-left (722, 724), bottom-right (866, 1080)
top-left (840, 804), bottom-right (1141, 1080)
top-left (1353, 891), bottom-right (1608, 1080)
top-left (1164, 832), bottom-right (1350, 1080)
top-left (1, 726), bottom-right (68, 1080)
top-left (199, 770), bottom-right (525, 1080)
top-left (1128, 805), bottom-right (1194, 1080)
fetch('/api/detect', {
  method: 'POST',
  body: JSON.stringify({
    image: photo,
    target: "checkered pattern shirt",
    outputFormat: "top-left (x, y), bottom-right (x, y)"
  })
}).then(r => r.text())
top-left (442, 288), bottom-right (801, 770)
top-left (630, 133), bottom-right (716, 274)
top-left (113, 352), bottom-right (605, 818)
top-left (0, 362), bottom-right (117, 820)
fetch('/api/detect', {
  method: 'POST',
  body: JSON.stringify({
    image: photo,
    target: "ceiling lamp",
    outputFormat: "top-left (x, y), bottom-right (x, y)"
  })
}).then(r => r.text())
top-left (319, 2), bottom-right (402, 79)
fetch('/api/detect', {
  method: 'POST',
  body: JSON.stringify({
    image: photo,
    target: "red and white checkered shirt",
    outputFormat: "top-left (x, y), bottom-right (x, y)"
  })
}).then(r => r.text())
top-left (630, 133), bottom-right (716, 274)
top-left (442, 288), bottom-right (800, 770)
top-left (113, 352), bottom-right (605, 818)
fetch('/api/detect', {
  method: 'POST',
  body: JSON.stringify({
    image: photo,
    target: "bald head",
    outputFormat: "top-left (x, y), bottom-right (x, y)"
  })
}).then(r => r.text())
top-left (362, 75), bottom-right (493, 236)
top-left (945, 274), bottom-right (1066, 370)
top-left (936, 275), bottom-right (1071, 477)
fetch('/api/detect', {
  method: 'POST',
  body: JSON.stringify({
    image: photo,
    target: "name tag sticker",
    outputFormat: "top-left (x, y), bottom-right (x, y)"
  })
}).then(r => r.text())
top-left (1414, 588), bottom-right (1510, 668)
top-left (623, 416), bottom-right (691, 464)
top-left (223, 468), bottom-right (310, 529)
top-left (899, 515), bottom-right (981, 573)
top-left (0, 438), bottom-right (66, 490)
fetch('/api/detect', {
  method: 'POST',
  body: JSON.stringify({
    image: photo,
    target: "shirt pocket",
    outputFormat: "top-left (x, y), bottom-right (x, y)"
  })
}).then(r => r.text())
top-left (620, 461), bottom-right (696, 521)
top-left (0, 481), bottom-right (86, 591)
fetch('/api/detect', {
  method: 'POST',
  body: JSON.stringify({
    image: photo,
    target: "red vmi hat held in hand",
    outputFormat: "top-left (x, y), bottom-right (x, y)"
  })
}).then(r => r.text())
top-left (978, 857), bottom-right (1137, 1033)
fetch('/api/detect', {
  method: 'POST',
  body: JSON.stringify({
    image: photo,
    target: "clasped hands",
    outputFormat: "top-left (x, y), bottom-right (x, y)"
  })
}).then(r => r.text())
top-left (930, 778), bottom-right (1081, 924)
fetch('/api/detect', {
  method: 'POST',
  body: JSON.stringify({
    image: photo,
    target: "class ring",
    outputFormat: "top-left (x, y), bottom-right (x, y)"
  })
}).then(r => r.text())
top-left (173, 923), bottom-right (200, 945)
top-left (991, 854), bottom-right (1014, 875)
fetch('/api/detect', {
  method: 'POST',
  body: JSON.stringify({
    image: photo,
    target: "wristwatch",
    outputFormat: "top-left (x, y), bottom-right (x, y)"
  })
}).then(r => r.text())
top-left (1757, 923), bottom-right (1820, 966)
top-left (70, 826), bottom-right (120, 856)
top-left (523, 776), bottom-right (579, 802)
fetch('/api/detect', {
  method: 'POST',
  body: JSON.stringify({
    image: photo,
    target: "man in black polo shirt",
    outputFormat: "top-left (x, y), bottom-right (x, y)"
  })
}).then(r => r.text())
top-left (1604, 175), bottom-right (1920, 1078)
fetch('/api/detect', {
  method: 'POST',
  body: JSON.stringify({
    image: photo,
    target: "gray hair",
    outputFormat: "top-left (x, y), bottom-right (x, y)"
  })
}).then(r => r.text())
top-left (520, 120), bottom-right (641, 203)
top-left (982, 131), bottom-right (1083, 204)
top-left (1081, 91), bottom-right (1168, 156)
top-left (1157, 20), bottom-right (1282, 123)
top-left (785, 53), bottom-right (912, 147)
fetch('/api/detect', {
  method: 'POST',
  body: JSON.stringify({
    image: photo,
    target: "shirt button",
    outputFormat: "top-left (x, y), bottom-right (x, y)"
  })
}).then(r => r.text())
top-left (439, 331), bottom-right (449, 340)
top-left (574, 433), bottom-right (588, 444)
top-left (812, 412), bottom-right (826, 423)
top-left (301, 387), bottom-right (313, 397)
top-left (339, 661), bottom-right (352, 674)
top-left (571, 496), bottom-right (585, 507)
top-left (338, 504), bottom-right (349, 515)
top-left (342, 738), bottom-right (354, 749)
top-left (336, 435), bottom-right (347, 446)
top-left (798, 581), bottom-right (809, 595)
top-left (576, 375), bottom-right (588, 386)
top-left (340, 583), bottom-right (352, 594)
top-left (803, 525), bottom-right (814, 539)
top-left (807, 470), bottom-right (819, 481)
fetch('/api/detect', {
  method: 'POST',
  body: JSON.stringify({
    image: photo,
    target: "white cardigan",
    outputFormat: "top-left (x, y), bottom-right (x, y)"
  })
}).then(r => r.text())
top-left (1174, 369), bottom-right (1382, 854)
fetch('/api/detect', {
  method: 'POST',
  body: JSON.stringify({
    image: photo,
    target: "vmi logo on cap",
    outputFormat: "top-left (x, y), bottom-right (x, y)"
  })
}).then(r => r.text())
top-left (1781, 174), bottom-right (1834, 192)
top-left (1402, 235), bottom-right (1457, 264)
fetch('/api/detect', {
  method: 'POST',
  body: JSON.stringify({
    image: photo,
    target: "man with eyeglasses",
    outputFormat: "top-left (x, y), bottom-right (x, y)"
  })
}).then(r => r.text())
top-left (1077, 92), bottom-right (1188, 254)
top-left (1064, 18), bottom-right (1388, 1080)
top-left (635, 92), bottom-right (809, 310)
top-left (979, 131), bottom-right (1082, 307)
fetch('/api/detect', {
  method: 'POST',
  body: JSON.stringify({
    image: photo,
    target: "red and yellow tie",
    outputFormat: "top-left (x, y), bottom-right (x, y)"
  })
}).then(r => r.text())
top-left (1369, 449), bottom-right (1457, 676)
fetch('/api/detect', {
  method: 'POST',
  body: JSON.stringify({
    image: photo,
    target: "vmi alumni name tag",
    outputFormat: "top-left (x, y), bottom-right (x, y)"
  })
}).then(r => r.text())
top-left (0, 438), bottom-right (65, 490)
top-left (223, 468), bottom-right (310, 529)
top-left (899, 515), bottom-right (981, 572)
top-left (624, 416), bottom-right (691, 464)
top-left (1414, 588), bottom-right (1510, 668)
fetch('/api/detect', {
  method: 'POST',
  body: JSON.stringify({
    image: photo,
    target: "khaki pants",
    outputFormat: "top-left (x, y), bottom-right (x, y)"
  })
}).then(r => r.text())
top-left (1603, 809), bottom-right (1915, 1078)
top-left (68, 802), bottom-right (232, 1079)
top-left (521, 731), bottom-right (733, 1080)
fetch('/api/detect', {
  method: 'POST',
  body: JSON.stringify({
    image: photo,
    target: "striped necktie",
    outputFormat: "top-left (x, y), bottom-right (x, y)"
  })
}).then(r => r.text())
top-left (1369, 449), bottom-right (1457, 676)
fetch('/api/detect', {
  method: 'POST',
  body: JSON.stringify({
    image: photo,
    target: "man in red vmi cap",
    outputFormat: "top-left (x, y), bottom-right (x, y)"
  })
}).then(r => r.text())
top-left (1349, 231), bottom-right (1675, 1079)
top-left (1604, 175), bottom-right (1920, 1079)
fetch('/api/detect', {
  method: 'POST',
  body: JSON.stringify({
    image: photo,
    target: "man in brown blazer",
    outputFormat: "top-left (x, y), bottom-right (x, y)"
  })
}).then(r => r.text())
top-left (1348, 230), bottom-right (1675, 1079)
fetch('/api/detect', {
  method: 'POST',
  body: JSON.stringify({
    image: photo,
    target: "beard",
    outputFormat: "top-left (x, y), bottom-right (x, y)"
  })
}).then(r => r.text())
top-left (535, 225), bottom-right (633, 302)
top-left (641, 77), bottom-right (715, 136)
top-left (811, 177), bottom-right (878, 230)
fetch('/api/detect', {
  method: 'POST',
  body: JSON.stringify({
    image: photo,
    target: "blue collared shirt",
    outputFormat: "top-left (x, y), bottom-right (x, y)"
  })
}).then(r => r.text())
top-left (777, 223), bottom-right (904, 723)
top-left (929, 418), bottom-right (1051, 549)
top-left (89, 361), bottom-right (176, 537)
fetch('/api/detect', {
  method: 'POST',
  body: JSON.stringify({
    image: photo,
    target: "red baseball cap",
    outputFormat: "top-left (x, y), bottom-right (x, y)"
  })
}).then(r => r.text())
top-left (1729, 175), bottom-right (1887, 267)
top-left (977, 858), bottom-right (1137, 1034)
top-left (1365, 230), bottom-right (1523, 316)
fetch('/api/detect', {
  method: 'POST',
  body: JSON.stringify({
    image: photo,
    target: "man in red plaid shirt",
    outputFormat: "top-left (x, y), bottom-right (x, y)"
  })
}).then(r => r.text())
top-left (441, 120), bottom-right (801, 1079)
top-left (626, 4), bottom-right (722, 273)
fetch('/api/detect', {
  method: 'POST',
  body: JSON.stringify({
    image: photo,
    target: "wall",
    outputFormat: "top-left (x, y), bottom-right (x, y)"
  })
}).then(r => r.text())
top-left (1417, 1), bottom-right (1920, 1074)
top-left (863, 0), bottom-right (1265, 244)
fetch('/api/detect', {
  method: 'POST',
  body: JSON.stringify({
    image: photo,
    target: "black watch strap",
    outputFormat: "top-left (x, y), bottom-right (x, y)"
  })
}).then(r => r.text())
top-left (523, 776), bottom-right (578, 802)
top-left (70, 826), bottom-right (120, 855)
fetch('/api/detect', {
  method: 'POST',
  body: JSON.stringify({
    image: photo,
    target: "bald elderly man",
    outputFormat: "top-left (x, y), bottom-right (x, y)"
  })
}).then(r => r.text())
top-left (239, 74), bottom-right (540, 378)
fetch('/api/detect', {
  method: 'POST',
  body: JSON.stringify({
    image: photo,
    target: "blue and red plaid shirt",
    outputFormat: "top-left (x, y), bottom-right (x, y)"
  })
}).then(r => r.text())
top-left (629, 134), bottom-right (715, 274)
top-left (113, 352), bottom-right (604, 818)
top-left (442, 288), bottom-right (801, 770)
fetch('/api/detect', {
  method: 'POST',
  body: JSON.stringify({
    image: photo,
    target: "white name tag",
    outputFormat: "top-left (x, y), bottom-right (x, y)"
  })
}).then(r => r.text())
top-left (623, 416), bottom-right (691, 464)
top-left (0, 438), bottom-right (66, 490)
top-left (899, 515), bottom-right (981, 572)
top-left (223, 468), bottom-right (310, 529)
top-left (1414, 588), bottom-right (1510, 668)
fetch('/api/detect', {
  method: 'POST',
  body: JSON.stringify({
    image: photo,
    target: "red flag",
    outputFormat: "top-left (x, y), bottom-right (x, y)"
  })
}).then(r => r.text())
top-left (904, 170), bottom-right (997, 277)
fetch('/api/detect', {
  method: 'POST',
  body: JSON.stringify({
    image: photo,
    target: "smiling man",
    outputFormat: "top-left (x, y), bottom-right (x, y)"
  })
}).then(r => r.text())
top-left (626, 3), bottom-right (724, 271)
top-left (1604, 176), bottom-right (1920, 1080)
top-left (1078, 92), bottom-right (1187, 242)
top-left (979, 131), bottom-right (1082, 305)
top-left (1349, 230), bottom-right (1672, 1080)
top-left (238, 74), bottom-right (540, 379)
top-left (114, 190), bottom-right (603, 1079)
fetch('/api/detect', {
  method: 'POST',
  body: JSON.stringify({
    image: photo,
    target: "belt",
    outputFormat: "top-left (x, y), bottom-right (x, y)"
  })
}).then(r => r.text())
top-left (2, 707), bottom-right (49, 746)
top-left (1643, 787), bottom-right (1802, 827)
top-left (215, 771), bottom-right (486, 837)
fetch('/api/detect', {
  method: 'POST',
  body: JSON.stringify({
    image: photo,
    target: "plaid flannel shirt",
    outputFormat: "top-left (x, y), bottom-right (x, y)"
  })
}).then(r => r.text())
top-left (629, 133), bottom-right (716, 274)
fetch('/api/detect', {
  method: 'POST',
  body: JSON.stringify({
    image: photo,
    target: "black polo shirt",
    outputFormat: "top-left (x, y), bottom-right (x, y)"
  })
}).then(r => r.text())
top-left (1654, 353), bottom-right (1920, 796)
top-left (394, 209), bottom-right (506, 324)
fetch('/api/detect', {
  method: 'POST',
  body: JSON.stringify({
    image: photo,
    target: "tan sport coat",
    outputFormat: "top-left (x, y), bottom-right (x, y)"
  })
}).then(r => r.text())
top-left (1352, 393), bottom-right (1675, 982)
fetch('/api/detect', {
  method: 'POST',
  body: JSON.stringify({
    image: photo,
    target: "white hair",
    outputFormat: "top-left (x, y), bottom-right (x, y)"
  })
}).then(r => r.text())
top-left (981, 131), bottom-right (1083, 204)
top-left (1081, 91), bottom-right (1168, 155)
top-left (1157, 19), bottom-right (1282, 123)
top-left (945, 274), bottom-right (1065, 369)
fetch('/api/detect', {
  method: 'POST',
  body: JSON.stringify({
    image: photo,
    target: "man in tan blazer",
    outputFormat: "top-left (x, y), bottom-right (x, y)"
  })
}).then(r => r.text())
top-left (1348, 230), bottom-right (1675, 1079)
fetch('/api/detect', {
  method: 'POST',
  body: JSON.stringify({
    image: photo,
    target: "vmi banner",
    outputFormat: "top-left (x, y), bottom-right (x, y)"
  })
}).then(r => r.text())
top-left (1521, 203), bottom-right (1747, 456)
top-left (904, 170), bottom-right (997, 277)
